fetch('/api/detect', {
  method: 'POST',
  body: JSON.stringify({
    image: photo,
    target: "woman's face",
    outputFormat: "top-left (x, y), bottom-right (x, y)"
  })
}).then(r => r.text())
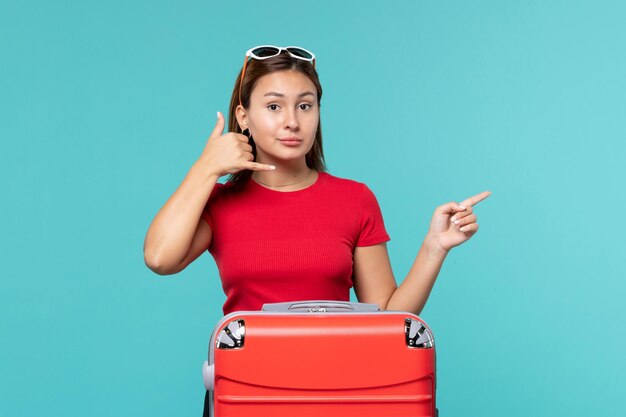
top-left (237, 70), bottom-right (319, 165)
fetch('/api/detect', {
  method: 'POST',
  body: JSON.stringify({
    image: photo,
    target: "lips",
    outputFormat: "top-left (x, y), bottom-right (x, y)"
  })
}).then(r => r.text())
top-left (278, 137), bottom-right (303, 147)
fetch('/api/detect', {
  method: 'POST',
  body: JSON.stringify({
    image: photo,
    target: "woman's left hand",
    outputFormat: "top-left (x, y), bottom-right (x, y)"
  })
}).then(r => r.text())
top-left (426, 191), bottom-right (492, 253)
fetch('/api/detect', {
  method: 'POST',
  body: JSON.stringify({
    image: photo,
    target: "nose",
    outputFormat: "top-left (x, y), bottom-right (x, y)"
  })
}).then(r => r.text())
top-left (283, 108), bottom-right (299, 130)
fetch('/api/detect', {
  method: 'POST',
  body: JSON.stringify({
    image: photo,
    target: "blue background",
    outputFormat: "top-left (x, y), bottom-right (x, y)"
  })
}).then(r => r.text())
top-left (2, 1), bottom-right (624, 415)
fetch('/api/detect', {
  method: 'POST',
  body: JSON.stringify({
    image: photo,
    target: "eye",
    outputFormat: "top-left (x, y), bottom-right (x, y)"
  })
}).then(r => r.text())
top-left (299, 103), bottom-right (312, 110)
top-left (267, 103), bottom-right (280, 111)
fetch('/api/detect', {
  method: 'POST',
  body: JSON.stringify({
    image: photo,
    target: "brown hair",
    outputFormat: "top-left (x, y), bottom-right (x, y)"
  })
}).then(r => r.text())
top-left (226, 51), bottom-right (327, 187)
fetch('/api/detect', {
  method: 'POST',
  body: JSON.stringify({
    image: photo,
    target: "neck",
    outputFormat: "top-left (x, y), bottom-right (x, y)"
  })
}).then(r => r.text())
top-left (252, 155), bottom-right (313, 188)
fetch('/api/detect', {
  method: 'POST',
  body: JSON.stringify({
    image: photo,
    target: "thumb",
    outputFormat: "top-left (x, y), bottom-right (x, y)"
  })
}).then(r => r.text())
top-left (436, 202), bottom-right (466, 216)
top-left (209, 111), bottom-right (226, 140)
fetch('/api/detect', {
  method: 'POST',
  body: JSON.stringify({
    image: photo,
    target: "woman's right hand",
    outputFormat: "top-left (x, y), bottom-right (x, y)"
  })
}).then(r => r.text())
top-left (197, 111), bottom-right (276, 178)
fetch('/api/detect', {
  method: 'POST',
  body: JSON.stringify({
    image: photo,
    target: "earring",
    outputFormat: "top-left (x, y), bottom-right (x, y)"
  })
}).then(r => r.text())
top-left (242, 128), bottom-right (251, 138)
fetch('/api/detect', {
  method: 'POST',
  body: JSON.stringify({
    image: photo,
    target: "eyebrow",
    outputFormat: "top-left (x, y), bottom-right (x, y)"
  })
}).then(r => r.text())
top-left (263, 91), bottom-right (315, 98)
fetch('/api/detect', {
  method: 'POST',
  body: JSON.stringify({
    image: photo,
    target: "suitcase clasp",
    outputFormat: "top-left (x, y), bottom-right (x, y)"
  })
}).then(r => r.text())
top-left (405, 318), bottom-right (435, 348)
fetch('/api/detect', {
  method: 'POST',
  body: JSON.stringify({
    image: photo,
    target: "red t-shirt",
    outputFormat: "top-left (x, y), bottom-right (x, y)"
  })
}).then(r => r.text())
top-left (201, 172), bottom-right (390, 315)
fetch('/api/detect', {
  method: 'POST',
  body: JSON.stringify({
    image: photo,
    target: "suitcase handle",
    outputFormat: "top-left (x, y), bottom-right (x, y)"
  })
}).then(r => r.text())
top-left (261, 300), bottom-right (380, 312)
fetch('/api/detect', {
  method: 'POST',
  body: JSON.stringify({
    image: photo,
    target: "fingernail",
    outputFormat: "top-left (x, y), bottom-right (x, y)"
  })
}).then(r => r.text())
top-left (450, 217), bottom-right (456, 223)
top-left (217, 111), bottom-right (221, 119)
top-left (460, 226), bottom-right (468, 232)
top-left (270, 165), bottom-right (276, 170)
top-left (459, 205), bottom-right (466, 210)
top-left (453, 220), bottom-right (460, 225)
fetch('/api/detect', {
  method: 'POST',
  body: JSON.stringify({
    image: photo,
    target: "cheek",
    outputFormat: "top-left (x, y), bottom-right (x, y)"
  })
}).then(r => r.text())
top-left (254, 114), bottom-right (281, 133)
top-left (306, 117), bottom-right (319, 137)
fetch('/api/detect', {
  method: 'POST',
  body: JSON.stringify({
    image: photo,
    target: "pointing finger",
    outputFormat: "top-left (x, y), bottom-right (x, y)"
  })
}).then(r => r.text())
top-left (460, 191), bottom-right (492, 207)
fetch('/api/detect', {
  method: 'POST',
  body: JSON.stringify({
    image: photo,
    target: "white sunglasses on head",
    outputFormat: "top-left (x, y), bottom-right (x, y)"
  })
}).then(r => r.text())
top-left (239, 45), bottom-right (317, 107)
top-left (245, 45), bottom-right (316, 64)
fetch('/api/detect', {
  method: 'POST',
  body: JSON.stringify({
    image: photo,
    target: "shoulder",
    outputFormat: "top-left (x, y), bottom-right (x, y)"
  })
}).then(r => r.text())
top-left (322, 172), bottom-right (368, 191)
top-left (205, 180), bottom-right (243, 209)
top-left (322, 172), bottom-right (378, 198)
top-left (212, 179), bottom-right (244, 196)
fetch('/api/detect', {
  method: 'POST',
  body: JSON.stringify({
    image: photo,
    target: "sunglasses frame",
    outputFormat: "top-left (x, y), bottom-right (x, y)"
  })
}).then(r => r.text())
top-left (238, 45), bottom-right (316, 108)
top-left (246, 45), bottom-right (316, 64)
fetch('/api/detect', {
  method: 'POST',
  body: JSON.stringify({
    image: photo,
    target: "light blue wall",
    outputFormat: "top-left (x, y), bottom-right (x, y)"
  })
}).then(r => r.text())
top-left (1, 1), bottom-right (624, 416)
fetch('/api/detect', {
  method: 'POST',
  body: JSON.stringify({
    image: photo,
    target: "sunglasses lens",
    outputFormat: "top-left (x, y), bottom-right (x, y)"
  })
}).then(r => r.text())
top-left (286, 47), bottom-right (313, 60)
top-left (252, 46), bottom-right (280, 58)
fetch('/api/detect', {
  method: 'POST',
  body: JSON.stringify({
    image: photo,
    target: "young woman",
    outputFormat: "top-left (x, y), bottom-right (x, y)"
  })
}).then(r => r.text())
top-left (144, 44), bottom-right (489, 416)
top-left (143, 44), bottom-right (490, 317)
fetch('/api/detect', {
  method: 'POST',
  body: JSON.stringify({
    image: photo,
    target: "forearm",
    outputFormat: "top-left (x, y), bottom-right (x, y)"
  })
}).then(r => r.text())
top-left (143, 159), bottom-right (218, 272)
top-left (385, 235), bottom-right (448, 315)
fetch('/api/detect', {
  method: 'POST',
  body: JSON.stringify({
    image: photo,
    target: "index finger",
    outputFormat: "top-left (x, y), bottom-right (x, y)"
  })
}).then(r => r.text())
top-left (460, 191), bottom-right (492, 207)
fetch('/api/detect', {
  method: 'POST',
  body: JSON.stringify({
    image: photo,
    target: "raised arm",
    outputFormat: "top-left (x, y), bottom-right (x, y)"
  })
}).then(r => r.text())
top-left (143, 161), bottom-right (218, 275)
top-left (353, 191), bottom-right (491, 315)
top-left (143, 112), bottom-right (275, 275)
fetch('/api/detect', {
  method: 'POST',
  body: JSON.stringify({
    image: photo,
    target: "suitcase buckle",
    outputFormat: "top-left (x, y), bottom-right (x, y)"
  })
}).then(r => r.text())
top-left (216, 319), bottom-right (246, 349)
top-left (405, 318), bottom-right (435, 348)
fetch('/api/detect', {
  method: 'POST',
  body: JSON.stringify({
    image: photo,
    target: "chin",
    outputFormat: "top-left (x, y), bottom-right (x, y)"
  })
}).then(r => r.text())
top-left (258, 144), bottom-right (313, 162)
top-left (273, 152), bottom-right (308, 162)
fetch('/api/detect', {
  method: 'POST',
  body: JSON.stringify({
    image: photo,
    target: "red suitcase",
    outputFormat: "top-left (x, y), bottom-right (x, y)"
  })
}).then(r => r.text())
top-left (202, 300), bottom-right (437, 417)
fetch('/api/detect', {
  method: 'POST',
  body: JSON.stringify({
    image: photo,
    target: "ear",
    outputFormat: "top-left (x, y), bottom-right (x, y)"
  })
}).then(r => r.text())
top-left (235, 104), bottom-right (247, 131)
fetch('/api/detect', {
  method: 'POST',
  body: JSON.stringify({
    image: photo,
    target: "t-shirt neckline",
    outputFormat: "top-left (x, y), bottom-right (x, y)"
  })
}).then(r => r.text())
top-left (249, 171), bottom-right (326, 195)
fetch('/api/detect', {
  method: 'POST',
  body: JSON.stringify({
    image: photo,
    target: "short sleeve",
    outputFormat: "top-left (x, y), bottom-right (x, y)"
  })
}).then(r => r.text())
top-left (355, 184), bottom-right (391, 247)
top-left (200, 182), bottom-right (226, 230)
